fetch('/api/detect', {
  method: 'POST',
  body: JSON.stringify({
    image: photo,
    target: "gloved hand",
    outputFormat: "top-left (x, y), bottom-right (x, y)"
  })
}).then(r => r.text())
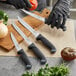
top-left (45, 0), bottom-right (71, 31)
top-left (5, 0), bottom-right (32, 10)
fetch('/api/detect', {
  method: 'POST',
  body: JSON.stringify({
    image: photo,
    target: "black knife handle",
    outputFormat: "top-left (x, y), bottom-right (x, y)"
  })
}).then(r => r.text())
top-left (18, 49), bottom-right (32, 69)
top-left (36, 34), bottom-right (56, 53)
top-left (28, 43), bottom-right (47, 64)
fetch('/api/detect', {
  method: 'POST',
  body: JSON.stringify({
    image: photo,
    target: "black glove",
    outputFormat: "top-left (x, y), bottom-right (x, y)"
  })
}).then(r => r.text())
top-left (45, 0), bottom-right (71, 31)
top-left (5, 0), bottom-right (32, 9)
top-left (36, 0), bottom-right (46, 11)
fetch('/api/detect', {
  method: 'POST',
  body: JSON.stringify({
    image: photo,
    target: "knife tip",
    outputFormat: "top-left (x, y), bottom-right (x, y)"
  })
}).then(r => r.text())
top-left (10, 32), bottom-right (13, 37)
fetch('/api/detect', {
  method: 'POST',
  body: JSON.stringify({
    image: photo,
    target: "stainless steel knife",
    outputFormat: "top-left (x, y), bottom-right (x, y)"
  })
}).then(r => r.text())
top-left (11, 32), bottom-right (32, 69)
top-left (18, 16), bottom-right (56, 53)
top-left (21, 9), bottom-right (45, 22)
top-left (21, 9), bottom-right (66, 31)
top-left (12, 23), bottom-right (47, 64)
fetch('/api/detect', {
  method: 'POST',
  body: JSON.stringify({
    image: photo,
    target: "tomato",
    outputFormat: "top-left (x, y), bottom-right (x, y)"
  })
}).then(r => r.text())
top-left (29, 0), bottom-right (38, 11)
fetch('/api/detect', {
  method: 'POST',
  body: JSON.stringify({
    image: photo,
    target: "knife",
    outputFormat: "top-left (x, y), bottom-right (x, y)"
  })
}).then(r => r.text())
top-left (10, 33), bottom-right (32, 69)
top-left (21, 9), bottom-right (66, 31)
top-left (18, 16), bottom-right (56, 53)
top-left (12, 23), bottom-right (47, 64)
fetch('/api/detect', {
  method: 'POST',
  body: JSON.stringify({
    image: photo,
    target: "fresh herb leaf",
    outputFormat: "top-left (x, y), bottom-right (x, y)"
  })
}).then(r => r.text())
top-left (22, 64), bottom-right (70, 76)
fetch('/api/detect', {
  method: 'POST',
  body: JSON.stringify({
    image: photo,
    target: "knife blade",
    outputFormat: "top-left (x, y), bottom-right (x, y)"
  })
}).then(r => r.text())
top-left (18, 16), bottom-right (56, 53)
top-left (12, 23), bottom-right (47, 64)
top-left (11, 32), bottom-right (22, 51)
top-left (18, 16), bottom-right (39, 38)
top-left (21, 9), bottom-right (66, 31)
top-left (11, 33), bottom-right (32, 69)
top-left (21, 9), bottom-right (45, 22)
top-left (12, 23), bottom-right (32, 46)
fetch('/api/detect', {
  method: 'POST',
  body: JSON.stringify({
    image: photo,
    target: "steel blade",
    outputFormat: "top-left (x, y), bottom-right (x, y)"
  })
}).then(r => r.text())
top-left (18, 16), bottom-right (39, 38)
top-left (21, 9), bottom-right (45, 22)
top-left (11, 33), bottom-right (22, 51)
top-left (12, 23), bottom-right (32, 45)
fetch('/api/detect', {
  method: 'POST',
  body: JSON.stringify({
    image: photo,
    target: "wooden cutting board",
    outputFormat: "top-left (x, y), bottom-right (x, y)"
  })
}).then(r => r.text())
top-left (0, 9), bottom-right (50, 51)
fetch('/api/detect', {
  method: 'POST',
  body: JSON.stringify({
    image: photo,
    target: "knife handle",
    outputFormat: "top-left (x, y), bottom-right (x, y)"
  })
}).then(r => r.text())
top-left (18, 49), bottom-right (32, 69)
top-left (36, 34), bottom-right (56, 53)
top-left (28, 43), bottom-right (47, 64)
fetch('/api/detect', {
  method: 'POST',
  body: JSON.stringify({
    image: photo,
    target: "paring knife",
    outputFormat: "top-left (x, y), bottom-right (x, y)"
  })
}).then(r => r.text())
top-left (18, 16), bottom-right (56, 53)
top-left (12, 23), bottom-right (47, 64)
top-left (21, 9), bottom-right (66, 31)
top-left (10, 33), bottom-right (32, 69)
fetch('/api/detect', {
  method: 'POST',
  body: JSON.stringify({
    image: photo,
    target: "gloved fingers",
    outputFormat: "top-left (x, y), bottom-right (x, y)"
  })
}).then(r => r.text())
top-left (51, 13), bottom-right (56, 28)
top-left (45, 13), bottom-right (53, 25)
top-left (36, 0), bottom-right (46, 11)
top-left (46, 9), bottom-right (57, 25)
top-left (14, 0), bottom-right (29, 10)
top-left (46, 8), bottom-right (57, 25)
top-left (15, 0), bottom-right (26, 9)
top-left (50, 10), bottom-right (58, 28)
top-left (60, 5), bottom-right (70, 18)
top-left (62, 9), bottom-right (70, 18)
top-left (6, 0), bottom-right (28, 9)
top-left (51, 12), bottom-right (62, 29)
top-left (56, 9), bottom-right (67, 30)
top-left (60, 10), bottom-right (67, 25)
top-left (51, 9), bottom-right (62, 29)
top-left (52, 11), bottom-right (59, 29)
top-left (23, 0), bottom-right (32, 8)
top-left (54, 10), bottom-right (62, 29)
top-left (58, 10), bottom-right (67, 31)
top-left (54, 10), bottom-right (58, 20)
top-left (19, 0), bottom-right (27, 9)
top-left (61, 14), bottom-right (67, 31)
top-left (56, 15), bottom-right (62, 29)
top-left (11, 0), bottom-right (19, 9)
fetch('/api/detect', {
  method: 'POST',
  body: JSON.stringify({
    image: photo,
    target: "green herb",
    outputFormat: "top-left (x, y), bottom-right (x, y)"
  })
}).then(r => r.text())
top-left (0, 10), bottom-right (8, 25)
top-left (22, 64), bottom-right (70, 76)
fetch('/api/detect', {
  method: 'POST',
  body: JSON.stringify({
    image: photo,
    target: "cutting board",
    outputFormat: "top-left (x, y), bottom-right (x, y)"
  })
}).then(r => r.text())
top-left (0, 20), bottom-right (75, 57)
top-left (0, 9), bottom-right (76, 57)
top-left (0, 9), bottom-right (50, 51)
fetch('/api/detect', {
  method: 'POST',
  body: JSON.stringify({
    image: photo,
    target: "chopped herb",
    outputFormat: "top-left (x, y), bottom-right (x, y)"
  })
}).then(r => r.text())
top-left (22, 64), bottom-right (70, 76)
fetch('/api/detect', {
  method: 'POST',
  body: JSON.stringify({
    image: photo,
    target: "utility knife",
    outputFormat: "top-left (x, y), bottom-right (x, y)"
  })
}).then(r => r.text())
top-left (11, 33), bottom-right (32, 69)
top-left (18, 16), bottom-right (56, 53)
top-left (12, 23), bottom-right (47, 64)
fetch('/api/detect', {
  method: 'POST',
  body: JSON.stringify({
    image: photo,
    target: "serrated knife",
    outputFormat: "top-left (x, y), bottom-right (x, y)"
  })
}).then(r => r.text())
top-left (11, 33), bottom-right (32, 69)
top-left (12, 23), bottom-right (47, 64)
top-left (18, 16), bottom-right (56, 53)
